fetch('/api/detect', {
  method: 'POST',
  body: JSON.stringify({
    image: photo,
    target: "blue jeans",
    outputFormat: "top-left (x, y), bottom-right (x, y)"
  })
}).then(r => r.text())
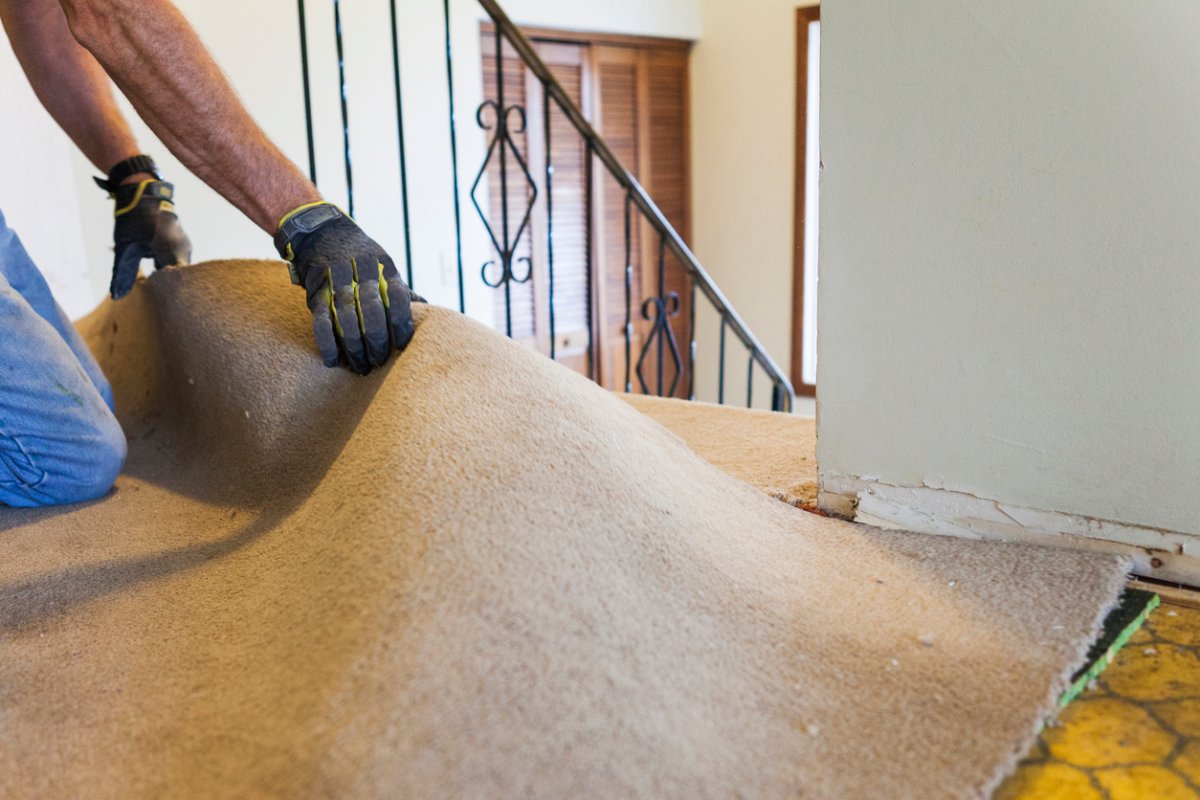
top-left (0, 209), bottom-right (125, 507)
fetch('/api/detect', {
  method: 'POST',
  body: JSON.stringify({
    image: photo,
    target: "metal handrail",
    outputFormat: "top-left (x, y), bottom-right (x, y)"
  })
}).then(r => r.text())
top-left (294, 0), bottom-right (797, 412)
top-left (473, 0), bottom-right (795, 411)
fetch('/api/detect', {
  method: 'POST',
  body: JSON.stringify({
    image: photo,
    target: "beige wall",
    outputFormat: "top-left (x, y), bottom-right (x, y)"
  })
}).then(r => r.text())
top-left (689, 0), bottom-right (817, 413)
top-left (819, 1), bottom-right (1200, 536)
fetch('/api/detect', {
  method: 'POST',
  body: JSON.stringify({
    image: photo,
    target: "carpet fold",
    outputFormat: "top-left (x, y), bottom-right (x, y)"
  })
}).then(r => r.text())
top-left (0, 261), bottom-right (1127, 799)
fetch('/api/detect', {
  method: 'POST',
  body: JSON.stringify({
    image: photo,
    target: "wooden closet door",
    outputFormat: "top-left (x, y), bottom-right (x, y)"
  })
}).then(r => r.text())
top-left (643, 46), bottom-right (692, 400)
top-left (591, 44), bottom-right (643, 392)
top-left (525, 43), bottom-right (592, 376)
top-left (592, 43), bottom-right (692, 397)
top-left (480, 29), bottom-right (692, 395)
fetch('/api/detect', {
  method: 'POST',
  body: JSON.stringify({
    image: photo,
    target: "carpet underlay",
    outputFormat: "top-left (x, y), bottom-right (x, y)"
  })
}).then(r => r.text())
top-left (0, 261), bottom-right (1129, 799)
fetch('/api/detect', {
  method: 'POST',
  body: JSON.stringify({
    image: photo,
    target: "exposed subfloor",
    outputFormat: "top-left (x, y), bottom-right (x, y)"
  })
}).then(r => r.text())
top-left (998, 598), bottom-right (1200, 799)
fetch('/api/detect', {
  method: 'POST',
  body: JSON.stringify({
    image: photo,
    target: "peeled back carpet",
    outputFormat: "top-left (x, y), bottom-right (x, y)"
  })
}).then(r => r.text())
top-left (0, 261), bottom-right (1128, 799)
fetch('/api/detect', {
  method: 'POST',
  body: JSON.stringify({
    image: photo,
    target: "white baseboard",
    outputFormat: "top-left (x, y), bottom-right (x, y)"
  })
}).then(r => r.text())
top-left (819, 473), bottom-right (1200, 585)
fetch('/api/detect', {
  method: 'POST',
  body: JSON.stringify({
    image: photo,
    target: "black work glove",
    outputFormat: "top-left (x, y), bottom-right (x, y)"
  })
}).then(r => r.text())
top-left (275, 202), bottom-right (417, 375)
top-left (109, 180), bottom-right (192, 299)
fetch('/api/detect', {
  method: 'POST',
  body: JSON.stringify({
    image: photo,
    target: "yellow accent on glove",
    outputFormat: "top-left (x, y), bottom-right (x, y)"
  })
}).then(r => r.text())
top-left (113, 179), bottom-right (155, 217)
top-left (324, 267), bottom-right (344, 338)
top-left (277, 200), bottom-right (338, 232)
top-left (378, 262), bottom-right (389, 309)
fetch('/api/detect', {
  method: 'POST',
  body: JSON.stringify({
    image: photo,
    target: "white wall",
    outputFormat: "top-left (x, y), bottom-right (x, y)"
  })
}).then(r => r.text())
top-left (0, 39), bottom-right (93, 312)
top-left (0, 0), bottom-right (699, 321)
top-left (689, 0), bottom-right (817, 414)
top-left (819, 1), bottom-right (1200, 536)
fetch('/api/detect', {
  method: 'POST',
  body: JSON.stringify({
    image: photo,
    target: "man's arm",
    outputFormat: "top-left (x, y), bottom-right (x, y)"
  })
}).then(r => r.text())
top-left (4, 0), bottom-right (414, 373)
top-left (52, 0), bottom-right (320, 232)
top-left (0, 0), bottom-right (143, 177)
top-left (0, 0), bottom-right (193, 297)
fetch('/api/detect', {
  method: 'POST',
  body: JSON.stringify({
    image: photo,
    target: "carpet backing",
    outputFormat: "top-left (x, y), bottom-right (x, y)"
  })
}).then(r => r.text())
top-left (0, 261), bottom-right (1129, 799)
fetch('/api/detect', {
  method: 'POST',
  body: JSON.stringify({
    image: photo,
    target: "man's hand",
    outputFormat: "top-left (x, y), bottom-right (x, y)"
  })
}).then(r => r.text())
top-left (109, 179), bottom-right (192, 299)
top-left (275, 202), bottom-right (416, 375)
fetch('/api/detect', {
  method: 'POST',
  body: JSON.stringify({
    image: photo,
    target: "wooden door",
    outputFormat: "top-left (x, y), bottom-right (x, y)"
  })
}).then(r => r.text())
top-left (526, 42), bottom-right (592, 376)
top-left (480, 29), bottom-right (692, 396)
top-left (592, 43), bottom-right (692, 396)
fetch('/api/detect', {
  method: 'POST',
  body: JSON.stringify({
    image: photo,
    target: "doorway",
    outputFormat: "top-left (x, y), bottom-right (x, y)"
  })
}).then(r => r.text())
top-left (479, 26), bottom-right (694, 396)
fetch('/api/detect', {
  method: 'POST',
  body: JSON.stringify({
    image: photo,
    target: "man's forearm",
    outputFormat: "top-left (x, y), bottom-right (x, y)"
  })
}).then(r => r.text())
top-left (0, 0), bottom-right (141, 175)
top-left (58, 0), bottom-right (320, 233)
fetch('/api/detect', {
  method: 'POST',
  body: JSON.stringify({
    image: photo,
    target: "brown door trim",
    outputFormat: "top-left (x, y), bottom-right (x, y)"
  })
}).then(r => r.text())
top-left (791, 6), bottom-right (819, 397)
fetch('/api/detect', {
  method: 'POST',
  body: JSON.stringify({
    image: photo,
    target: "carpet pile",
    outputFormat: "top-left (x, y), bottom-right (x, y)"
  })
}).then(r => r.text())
top-left (0, 261), bottom-right (1128, 799)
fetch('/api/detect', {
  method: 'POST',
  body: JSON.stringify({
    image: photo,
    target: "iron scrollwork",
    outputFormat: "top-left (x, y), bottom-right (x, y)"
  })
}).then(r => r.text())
top-left (469, 100), bottom-right (538, 293)
top-left (636, 292), bottom-right (684, 397)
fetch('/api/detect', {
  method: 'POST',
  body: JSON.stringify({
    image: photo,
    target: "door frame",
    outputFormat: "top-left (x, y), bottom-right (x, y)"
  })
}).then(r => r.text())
top-left (791, 5), bottom-right (819, 397)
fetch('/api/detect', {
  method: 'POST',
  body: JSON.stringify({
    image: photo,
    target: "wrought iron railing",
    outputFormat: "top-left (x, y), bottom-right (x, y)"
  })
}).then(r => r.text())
top-left (295, 0), bottom-right (796, 412)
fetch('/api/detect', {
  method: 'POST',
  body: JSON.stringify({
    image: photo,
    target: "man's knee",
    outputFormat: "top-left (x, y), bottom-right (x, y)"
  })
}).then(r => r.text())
top-left (70, 414), bottom-right (126, 503)
top-left (0, 412), bottom-right (126, 508)
top-left (51, 412), bottom-right (126, 505)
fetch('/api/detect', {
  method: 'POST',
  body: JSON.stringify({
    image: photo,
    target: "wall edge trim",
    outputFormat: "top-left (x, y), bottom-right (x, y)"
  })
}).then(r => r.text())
top-left (818, 472), bottom-right (1198, 586)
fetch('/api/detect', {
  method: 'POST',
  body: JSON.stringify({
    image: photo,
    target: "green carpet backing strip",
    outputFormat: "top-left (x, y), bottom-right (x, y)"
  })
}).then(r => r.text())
top-left (1059, 588), bottom-right (1160, 710)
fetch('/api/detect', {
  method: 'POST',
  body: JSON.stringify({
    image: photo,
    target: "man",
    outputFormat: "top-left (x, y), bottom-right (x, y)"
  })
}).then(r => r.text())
top-left (0, 0), bottom-right (416, 508)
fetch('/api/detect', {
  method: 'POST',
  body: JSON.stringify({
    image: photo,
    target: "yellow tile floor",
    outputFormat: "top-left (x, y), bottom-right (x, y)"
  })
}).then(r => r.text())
top-left (997, 601), bottom-right (1200, 799)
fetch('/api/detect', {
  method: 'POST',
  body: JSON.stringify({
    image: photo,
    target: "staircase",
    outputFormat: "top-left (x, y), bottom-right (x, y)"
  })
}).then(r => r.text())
top-left (293, 0), bottom-right (796, 412)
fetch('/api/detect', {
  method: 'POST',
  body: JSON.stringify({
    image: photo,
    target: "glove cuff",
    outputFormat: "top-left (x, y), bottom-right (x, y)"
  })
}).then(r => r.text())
top-left (94, 154), bottom-right (161, 193)
top-left (273, 202), bottom-right (344, 261)
top-left (113, 180), bottom-right (175, 218)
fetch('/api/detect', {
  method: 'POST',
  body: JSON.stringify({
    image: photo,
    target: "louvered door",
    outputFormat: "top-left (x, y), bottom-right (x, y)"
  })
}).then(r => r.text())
top-left (479, 28), bottom-right (692, 395)
top-left (592, 43), bottom-right (692, 397)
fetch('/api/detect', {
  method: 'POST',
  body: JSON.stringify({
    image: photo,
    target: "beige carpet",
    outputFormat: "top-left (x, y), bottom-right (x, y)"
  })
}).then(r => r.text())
top-left (621, 394), bottom-right (819, 508)
top-left (0, 261), bottom-right (1128, 799)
